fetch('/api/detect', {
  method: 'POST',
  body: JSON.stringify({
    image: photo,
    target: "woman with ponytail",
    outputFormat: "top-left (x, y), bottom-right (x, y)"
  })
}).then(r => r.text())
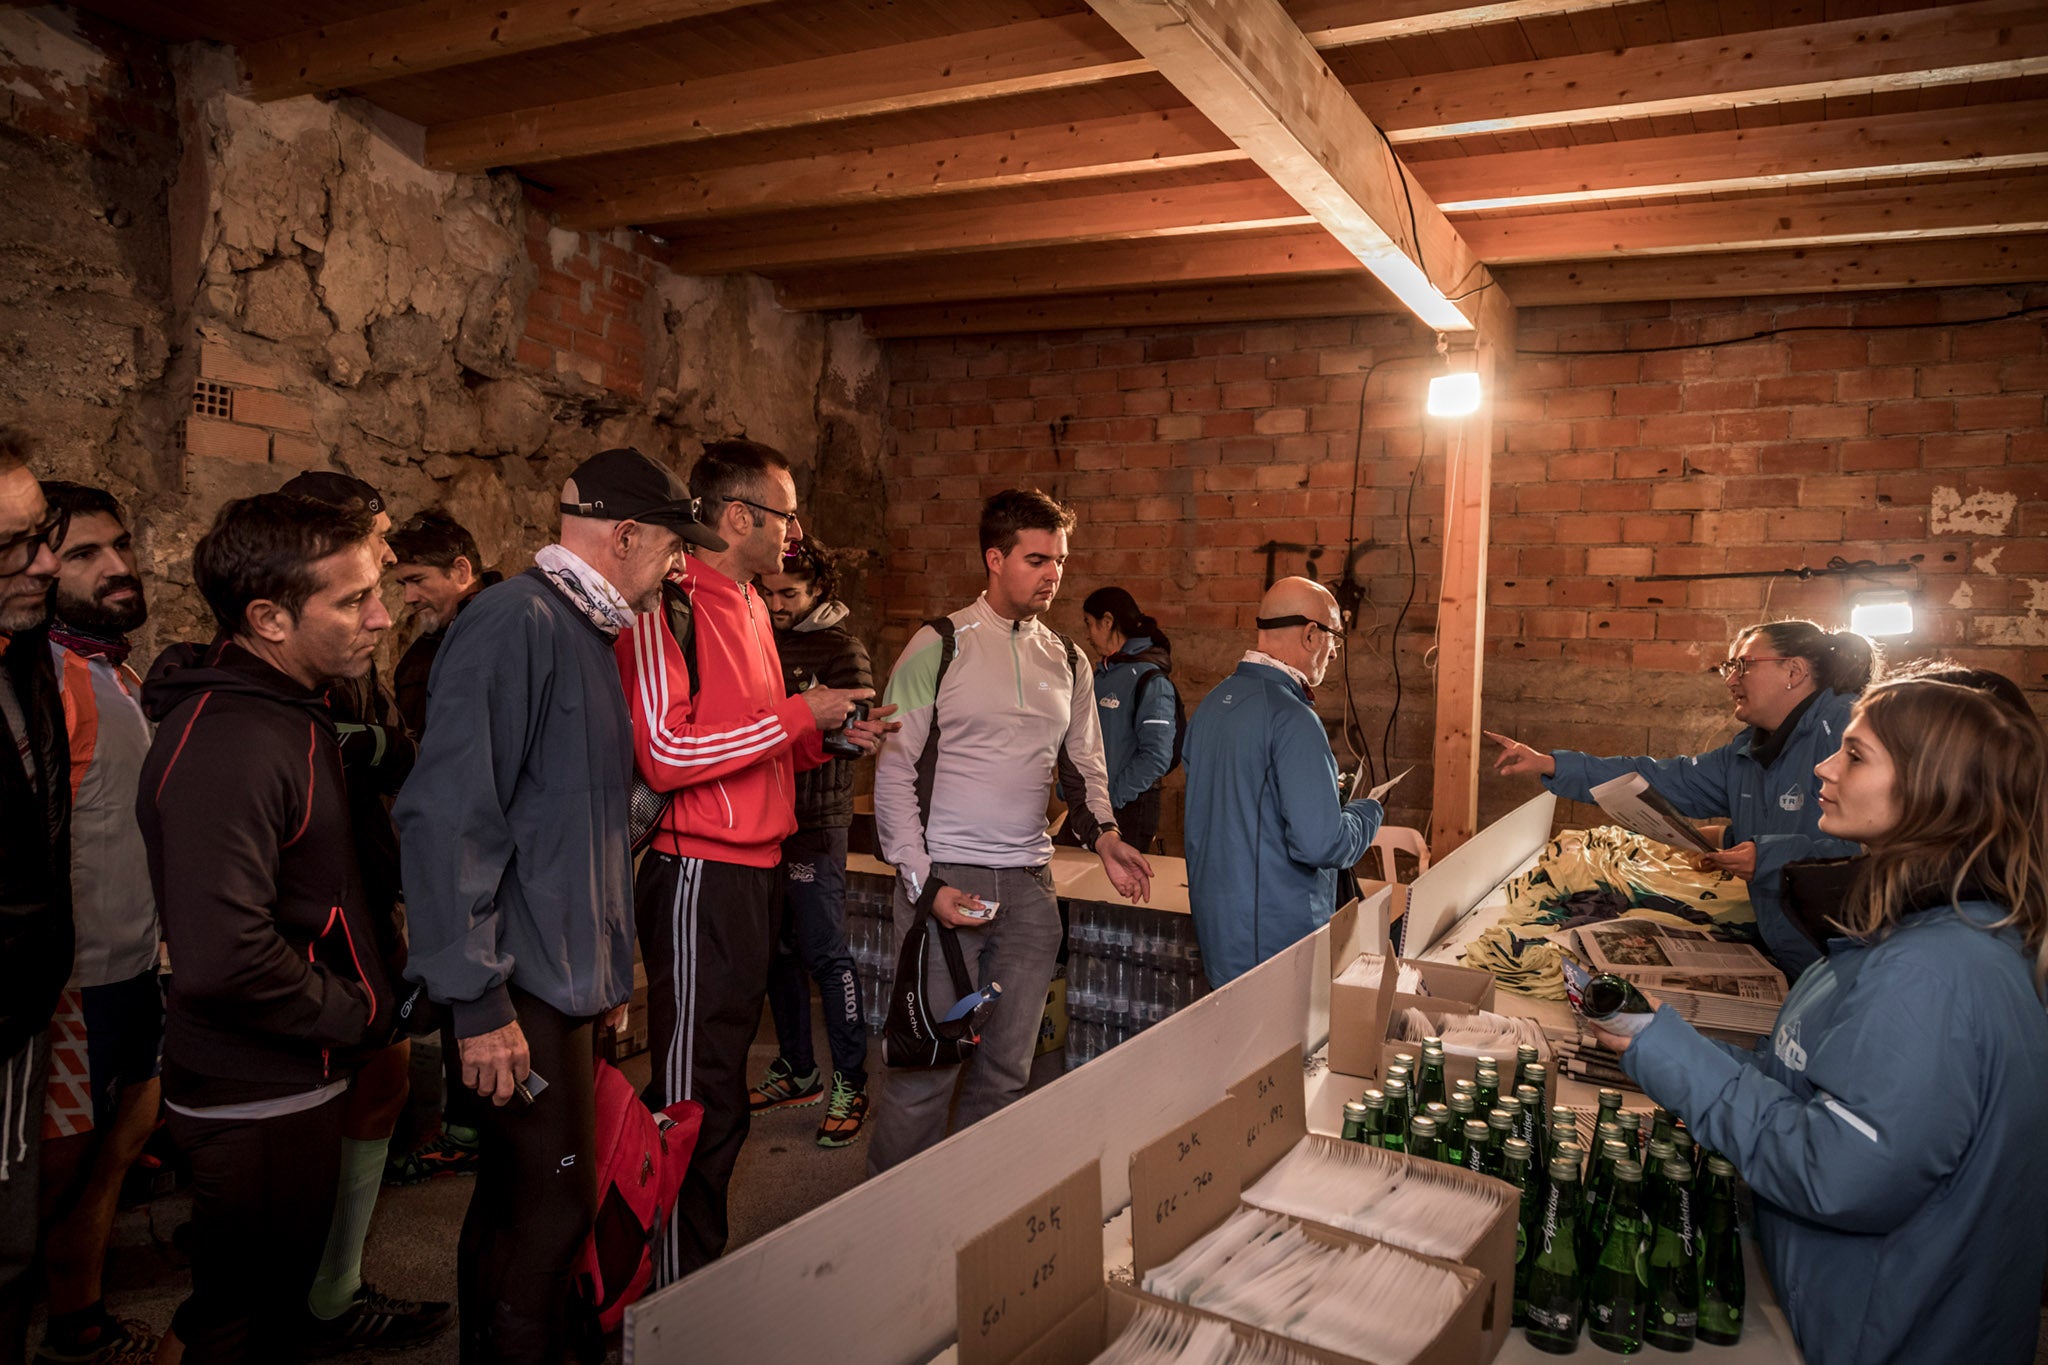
top-left (1595, 678), bottom-right (2048, 1365)
top-left (1488, 619), bottom-right (1881, 979)
top-left (1065, 587), bottom-right (1180, 853)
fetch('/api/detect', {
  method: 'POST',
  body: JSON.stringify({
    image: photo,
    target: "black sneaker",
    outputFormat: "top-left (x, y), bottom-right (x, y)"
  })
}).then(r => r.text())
top-left (32, 1313), bottom-right (159, 1365)
top-left (304, 1283), bottom-right (454, 1355)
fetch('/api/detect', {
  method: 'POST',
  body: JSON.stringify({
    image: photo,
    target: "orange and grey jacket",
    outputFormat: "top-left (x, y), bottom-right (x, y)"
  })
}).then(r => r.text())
top-left (49, 634), bottom-right (158, 987)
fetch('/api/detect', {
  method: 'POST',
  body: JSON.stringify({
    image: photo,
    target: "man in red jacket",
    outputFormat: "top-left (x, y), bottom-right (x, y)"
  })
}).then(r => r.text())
top-left (616, 439), bottom-right (891, 1283)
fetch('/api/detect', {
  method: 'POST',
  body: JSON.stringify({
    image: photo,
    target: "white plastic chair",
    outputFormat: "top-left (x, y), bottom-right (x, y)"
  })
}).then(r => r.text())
top-left (1368, 825), bottom-right (1431, 885)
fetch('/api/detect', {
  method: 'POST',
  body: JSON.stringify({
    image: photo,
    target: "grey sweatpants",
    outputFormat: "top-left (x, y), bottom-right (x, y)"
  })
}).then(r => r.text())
top-left (867, 862), bottom-right (1061, 1175)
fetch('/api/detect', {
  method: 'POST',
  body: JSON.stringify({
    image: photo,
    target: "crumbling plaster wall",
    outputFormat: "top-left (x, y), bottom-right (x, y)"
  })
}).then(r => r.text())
top-left (2, 4), bottom-right (890, 668)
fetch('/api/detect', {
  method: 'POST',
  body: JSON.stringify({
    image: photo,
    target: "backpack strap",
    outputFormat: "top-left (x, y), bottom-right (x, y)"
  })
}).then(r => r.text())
top-left (911, 616), bottom-right (957, 830)
top-left (660, 578), bottom-right (699, 696)
top-left (1052, 628), bottom-right (1113, 851)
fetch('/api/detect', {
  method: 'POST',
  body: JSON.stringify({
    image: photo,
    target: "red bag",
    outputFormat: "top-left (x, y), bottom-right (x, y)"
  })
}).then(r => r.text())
top-left (576, 1060), bottom-right (703, 1333)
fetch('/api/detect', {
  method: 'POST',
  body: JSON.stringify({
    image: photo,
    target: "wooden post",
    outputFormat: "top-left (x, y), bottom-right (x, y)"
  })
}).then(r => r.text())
top-left (1429, 290), bottom-right (1515, 859)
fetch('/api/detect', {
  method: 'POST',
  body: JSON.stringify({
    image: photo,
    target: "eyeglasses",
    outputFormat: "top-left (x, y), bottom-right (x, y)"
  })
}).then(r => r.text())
top-left (724, 496), bottom-right (800, 531)
top-left (1307, 621), bottom-right (1343, 648)
top-left (1710, 656), bottom-right (1792, 680)
top-left (0, 507), bottom-right (66, 578)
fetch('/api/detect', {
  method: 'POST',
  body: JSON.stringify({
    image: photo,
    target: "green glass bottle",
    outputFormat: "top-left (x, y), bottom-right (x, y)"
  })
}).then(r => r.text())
top-left (1582, 1138), bottom-right (1632, 1267)
top-left (1453, 1077), bottom-right (1478, 1102)
top-left (1513, 1085), bottom-right (1543, 1149)
top-left (1549, 1105), bottom-right (1582, 1172)
top-left (1505, 1137), bottom-right (1538, 1326)
top-left (1515, 1043), bottom-right (1542, 1095)
top-left (1424, 1101), bottom-right (1453, 1131)
top-left (1442, 1113), bottom-right (1468, 1167)
top-left (1644, 1156), bottom-right (1699, 1353)
top-left (1419, 1041), bottom-right (1449, 1107)
top-left (1391, 1051), bottom-right (1417, 1082)
top-left (1484, 1108), bottom-right (1515, 1178)
top-left (1596, 1088), bottom-right (1624, 1133)
top-left (1524, 1156), bottom-right (1585, 1354)
top-left (1650, 1107), bottom-right (1676, 1148)
top-left (1381, 1078), bottom-right (1410, 1155)
top-left (1463, 1119), bottom-right (1492, 1175)
top-left (1341, 1099), bottom-right (1371, 1143)
top-left (1475, 1058), bottom-right (1501, 1117)
top-left (1408, 1113), bottom-right (1443, 1163)
top-left (1618, 1110), bottom-right (1643, 1159)
top-left (1697, 1155), bottom-right (1745, 1346)
top-left (1360, 1088), bottom-right (1389, 1148)
top-left (1644, 1138), bottom-right (1678, 1212)
top-left (1383, 1075), bottom-right (1413, 1146)
top-left (1585, 1159), bottom-right (1649, 1355)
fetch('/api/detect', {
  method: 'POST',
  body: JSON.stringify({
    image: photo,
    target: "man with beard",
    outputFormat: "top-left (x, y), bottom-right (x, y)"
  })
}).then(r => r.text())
top-left (1181, 577), bottom-right (1384, 987)
top-left (33, 483), bottom-right (161, 1365)
top-left (0, 432), bottom-right (72, 1365)
top-left (748, 542), bottom-right (874, 1148)
top-left (867, 489), bottom-right (1152, 1173)
top-left (139, 494), bottom-right (421, 1363)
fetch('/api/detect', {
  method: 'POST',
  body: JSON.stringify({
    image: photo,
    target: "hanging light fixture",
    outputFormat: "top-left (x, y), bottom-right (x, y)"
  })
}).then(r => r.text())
top-left (1425, 332), bottom-right (1481, 417)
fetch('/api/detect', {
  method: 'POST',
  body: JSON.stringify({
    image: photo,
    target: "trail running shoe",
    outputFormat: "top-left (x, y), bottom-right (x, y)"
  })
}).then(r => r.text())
top-left (303, 1283), bottom-right (453, 1355)
top-left (748, 1058), bottom-right (823, 1111)
top-left (383, 1128), bottom-right (481, 1186)
top-left (32, 1314), bottom-right (159, 1365)
top-left (815, 1073), bottom-right (869, 1148)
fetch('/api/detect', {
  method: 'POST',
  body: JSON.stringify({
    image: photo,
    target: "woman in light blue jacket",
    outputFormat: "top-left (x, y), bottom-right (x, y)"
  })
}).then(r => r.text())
top-left (1596, 678), bottom-right (2048, 1365)
top-left (1489, 619), bottom-right (1879, 979)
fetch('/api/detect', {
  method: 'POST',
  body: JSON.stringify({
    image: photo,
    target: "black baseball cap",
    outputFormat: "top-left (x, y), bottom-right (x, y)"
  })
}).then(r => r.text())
top-left (280, 471), bottom-right (384, 515)
top-left (561, 447), bottom-right (726, 551)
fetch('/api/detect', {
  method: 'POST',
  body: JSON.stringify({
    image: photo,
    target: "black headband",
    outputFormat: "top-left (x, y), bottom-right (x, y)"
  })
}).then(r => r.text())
top-left (1256, 614), bottom-right (1335, 631)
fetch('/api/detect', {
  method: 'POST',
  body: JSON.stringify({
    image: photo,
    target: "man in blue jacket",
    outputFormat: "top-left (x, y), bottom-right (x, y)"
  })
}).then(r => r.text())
top-left (1182, 578), bottom-right (1383, 987)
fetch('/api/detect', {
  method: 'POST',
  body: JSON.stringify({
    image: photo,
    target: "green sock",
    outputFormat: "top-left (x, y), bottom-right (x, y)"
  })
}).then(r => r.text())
top-left (308, 1136), bottom-right (389, 1320)
top-left (444, 1122), bottom-right (478, 1146)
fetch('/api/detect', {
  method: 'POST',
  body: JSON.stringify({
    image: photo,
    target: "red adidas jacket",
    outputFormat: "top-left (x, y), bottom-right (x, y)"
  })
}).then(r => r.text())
top-left (616, 555), bottom-right (826, 867)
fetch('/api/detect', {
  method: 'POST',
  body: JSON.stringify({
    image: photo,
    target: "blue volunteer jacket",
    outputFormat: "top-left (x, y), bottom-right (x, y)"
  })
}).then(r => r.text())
top-left (1093, 637), bottom-right (1177, 809)
top-left (1546, 689), bottom-right (1859, 978)
top-left (1182, 660), bottom-right (1382, 987)
top-left (1624, 900), bottom-right (2048, 1365)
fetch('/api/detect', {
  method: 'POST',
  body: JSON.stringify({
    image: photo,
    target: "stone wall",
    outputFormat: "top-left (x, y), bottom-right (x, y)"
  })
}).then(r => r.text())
top-left (1, 4), bottom-right (891, 670)
top-left (881, 292), bottom-right (2048, 845)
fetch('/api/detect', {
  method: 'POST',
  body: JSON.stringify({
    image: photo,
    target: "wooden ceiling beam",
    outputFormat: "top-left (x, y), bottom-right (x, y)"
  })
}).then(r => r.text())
top-left (857, 275), bottom-right (1403, 336)
top-left (239, 0), bottom-right (772, 100)
top-left (1425, 101), bottom-right (2048, 211)
top-left (1467, 177), bottom-right (2048, 264)
top-left (1495, 233), bottom-right (2048, 306)
top-left (1364, 0), bottom-right (2048, 145)
top-left (1084, 0), bottom-right (1494, 332)
top-left (764, 227), bottom-right (1360, 310)
top-left (422, 0), bottom-right (1632, 173)
top-left (549, 106), bottom-right (1241, 229)
top-left (657, 176), bottom-right (1315, 274)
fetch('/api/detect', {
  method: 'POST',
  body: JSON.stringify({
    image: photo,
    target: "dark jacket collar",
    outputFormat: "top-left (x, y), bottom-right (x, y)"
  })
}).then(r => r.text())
top-left (1744, 688), bottom-right (1824, 769)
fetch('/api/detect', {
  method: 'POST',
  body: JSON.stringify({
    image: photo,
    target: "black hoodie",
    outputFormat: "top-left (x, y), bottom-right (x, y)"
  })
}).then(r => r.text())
top-left (0, 624), bottom-right (72, 1066)
top-left (139, 639), bottom-right (396, 1106)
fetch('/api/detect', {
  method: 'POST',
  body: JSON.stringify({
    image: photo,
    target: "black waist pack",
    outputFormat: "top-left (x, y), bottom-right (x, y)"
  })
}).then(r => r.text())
top-left (883, 881), bottom-right (998, 1069)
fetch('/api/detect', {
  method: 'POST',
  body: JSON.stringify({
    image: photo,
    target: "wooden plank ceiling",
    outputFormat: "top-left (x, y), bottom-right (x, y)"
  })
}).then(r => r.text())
top-left (86, 0), bottom-right (2048, 335)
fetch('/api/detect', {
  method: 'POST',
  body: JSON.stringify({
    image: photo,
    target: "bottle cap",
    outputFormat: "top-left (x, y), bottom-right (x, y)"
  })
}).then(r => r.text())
top-left (1393, 1051), bottom-right (1417, 1068)
top-left (1449, 1093), bottom-right (1475, 1115)
top-left (1476, 1057), bottom-right (1499, 1073)
top-left (1518, 1044), bottom-right (1540, 1061)
top-left (1523, 1062), bottom-right (1548, 1082)
top-left (1548, 1156), bottom-right (1582, 1182)
top-left (1661, 1157), bottom-right (1694, 1183)
top-left (1363, 1089), bottom-right (1387, 1110)
top-left (1598, 1088), bottom-right (1623, 1105)
top-left (1503, 1138), bottom-right (1532, 1160)
top-left (1597, 1121), bottom-right (1622, 1143)
top-left (1613, 1159), bottom-right (1644, 1184)
top-left (1411, 1115), bottom-right (1439, 1138)
top-left (1343, 1100), bottom-right (1369, 1120)
top-left (1487, 1110), bottom-right (1515, 1134)
top-left (1384, 1076), bottom-right (1409, 1096)
top-left (1421, 1036), bottom-right (1443, 1050)
top-left (1648, 1139), bottom-right (1676, 1162)
top-left (1425, 1103), bottom-right (1452, 1123)
top-left (1464, 1119), bottom-right (1491, 1141)
top-left (1705, 1154), bottom-right (1737, 1178)
top-left (1452, 1078), bottom-right (1477, 1094)
top-left (1514, 1085), bottom-right (1541, 1103)
top-left (1602, 1138), bottom-right (1632, 1160)
top-left (1497, 1095), bottom-right (1523, 1116)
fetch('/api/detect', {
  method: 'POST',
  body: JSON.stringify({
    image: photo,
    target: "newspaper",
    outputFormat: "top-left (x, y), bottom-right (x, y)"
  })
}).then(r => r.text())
top-left (1587, 772), bottom-right (1715, 853)
top-left (1573, 918), bottom-right (1785, 1034)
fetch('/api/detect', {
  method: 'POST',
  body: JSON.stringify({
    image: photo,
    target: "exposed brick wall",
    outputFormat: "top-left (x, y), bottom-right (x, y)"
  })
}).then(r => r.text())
top-left (517, 215), bottom-right (658, 399)
top-left (880, 288), bottom-right (2048, 847)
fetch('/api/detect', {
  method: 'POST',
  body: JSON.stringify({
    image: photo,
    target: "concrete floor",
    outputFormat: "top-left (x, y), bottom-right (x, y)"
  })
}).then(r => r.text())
top-left (60, 1004), bottom-right (879, 1365)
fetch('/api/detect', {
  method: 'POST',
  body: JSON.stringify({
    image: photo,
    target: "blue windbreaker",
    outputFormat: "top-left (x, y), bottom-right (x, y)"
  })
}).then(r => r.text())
top-left (1546, 689), bottom-right (1859, 978)
top-left (1624, 901), bottom-right (2048, 1365)
top-left (1092, 637), bottom-right (1178, 809)
top-left (1182, 660), bottom-right (1382, 987)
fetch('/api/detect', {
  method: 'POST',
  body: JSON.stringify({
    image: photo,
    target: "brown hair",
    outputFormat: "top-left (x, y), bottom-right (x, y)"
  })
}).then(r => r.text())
top-left (978, 488), bottom-right (1075, 556)
top-left (1738, 619), bottom-right (1881, 697)
top-left (1835, 678), bottom-right (2048, 989)
top-left (196, 493), bottom-right (378, 634)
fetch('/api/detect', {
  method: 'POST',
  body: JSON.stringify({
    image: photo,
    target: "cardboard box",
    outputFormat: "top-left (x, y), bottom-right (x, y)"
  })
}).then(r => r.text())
top-left (1327, 891), bottom-right (1499, 1080)
top-left (1123, 1048), bottom-right (1516, 1364)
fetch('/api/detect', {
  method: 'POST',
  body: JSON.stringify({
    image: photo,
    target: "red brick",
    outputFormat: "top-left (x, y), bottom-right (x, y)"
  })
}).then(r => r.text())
top-left (1714, 411), bottom-right (1789, 443)
top-left (231, 389), bottom-right (314, 433)
top-left (269, 433), bottom-right (324, 468)
top-left (1787, 406), bottom-right (1867, 439)
top-left (1785, 335), bottom-right (1869, 371)
top-left (1839, 437), bottom-right (1922, 471)
top-left (1572, 418), bottom-right (1641, 447)
top-left (1588, 611), bottom-right (1659, 639)
top-left (1620, 514), bottom-right (1693, 543)
top-left (1634, 641), bottom-right (1712, 671)
top-left (1837, 368), bottom-right (1915, 402)
top-left (1651, 479), bottom-right (1722, 510)
top-left (1871, 400), bottom-right (1956, 435)
top-left (1955, 395), bottom-right (2042, 430)
top-left (1724, 476), bottom-right (1800, 508)
top-left (1581, 482), bottom-right (1654, 511)
top-left (1919, 362), bottom-right (2002, 397)
top-left (1253, 408), bottom-right (1308, 436)
top-left (1638, 415), bottom-right (1716, 445)
top-left (1922, 433), bottom-right (2008, 467)
top-left (1517, 483), bottom-right (1583, 513)
top-left (1679, 380), bottom-right (1757, 411)
top-left (1765, 508), bottom-right (1842, 541)
top-left (1867, 331), bottom-right (1948, 365)
top-left (1652, 545), bottom-right (1725, 576)
top-left (1756, 374), bottom-right (1836, 405)
top-left (1548, 451), bottom-right (1615, 481)
top-left (183, 416), bottom-right (269, 464)
top-left (1614, 383), bottom-right (1683, 415)
top-left (515, 339), bottom-right (553, 371)
top-left (198, 341), bottom-right (282, 390)
top-left (1524, 609), bottom-right (1589, 639)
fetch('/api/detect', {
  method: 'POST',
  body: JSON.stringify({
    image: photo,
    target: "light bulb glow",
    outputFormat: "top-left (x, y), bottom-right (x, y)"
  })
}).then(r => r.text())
top-left (1849, 591), bottom-right (1914, 638)
top-left (1426, 371), bottom-right (1483, 417)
